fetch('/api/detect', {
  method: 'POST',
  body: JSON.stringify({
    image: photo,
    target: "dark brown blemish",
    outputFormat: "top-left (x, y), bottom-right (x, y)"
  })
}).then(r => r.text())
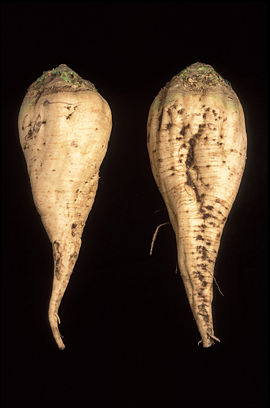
top-left (186, 171), bottom-right (201, 202)
top-left (198, 289), bottom-right (205, 298)
top-left (198, 303), bottom-right (207, 313)
top-left (196, 245), bottom-right (208, 260)
top-left (71, 222), bottom-right (77, 237)
top-left (198, 303), bottom-right (210, 323)
top-left (167, 123), bottom-right (172, 129)
top-left (197, 263), bottom-right (207, 270)
top-left (186, 138), bottom-right (195, 168)
top-left (178, 108), bottom-right (184, 114)
top-left (201, 246), bottom-right (208, 260)
top-left (202, 313), bottom-right (210, 323)
top-left (195, 271), bottom-right (204, 281)
top-left (196, 235), bottom-right (204, 240)
top-left (205, 205), bottom-right (213, 211)
top-left (193, 124), bottom-right (205, 139)
top-left (199, 205), bottom-right (205, 214)
top-left (25, 114), bottom-right (43, 140)
top-left (33, 115), bottom-right (43, 134)
top-left (53, 240), bottom-right (61, 279)
top-left (180, 124), bottom-right (190, 136)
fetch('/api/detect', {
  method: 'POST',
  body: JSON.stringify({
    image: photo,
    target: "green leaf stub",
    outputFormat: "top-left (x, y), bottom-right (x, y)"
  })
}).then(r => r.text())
top-left (36, 64), bottom-right (81, 85)
top-left (175, 62), bottom-right (232, 90)
top-left (25, 64), bottom-right (97, 105)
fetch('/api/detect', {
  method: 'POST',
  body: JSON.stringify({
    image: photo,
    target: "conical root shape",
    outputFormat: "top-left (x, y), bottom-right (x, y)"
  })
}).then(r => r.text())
top-left (147, 62), bottom-right (247, 346)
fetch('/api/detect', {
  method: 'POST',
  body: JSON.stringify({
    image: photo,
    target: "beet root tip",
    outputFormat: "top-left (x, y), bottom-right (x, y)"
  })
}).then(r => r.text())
top-left (198, 334), bottom-right (221, 348)
top-left (49, 311), bottom-right (65, 350)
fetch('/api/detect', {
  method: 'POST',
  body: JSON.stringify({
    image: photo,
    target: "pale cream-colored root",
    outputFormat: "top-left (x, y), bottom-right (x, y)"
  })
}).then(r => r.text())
top-left (48, 271), bottom-right (72, 350)
top-left (49, 309), bottom-right (65, 350)
top-left (149, 222), bottom-right (170, 255)
top-left (192, 298), bottom-right (221, 348)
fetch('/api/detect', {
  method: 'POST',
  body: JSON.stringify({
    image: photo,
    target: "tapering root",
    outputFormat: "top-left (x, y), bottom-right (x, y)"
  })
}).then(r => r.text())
top-left (49, 311), bottom-right (65, 350)
top-left (48, 281), bottom-right (66, 350)
top-left (197, 334), bottom-right (221, 348)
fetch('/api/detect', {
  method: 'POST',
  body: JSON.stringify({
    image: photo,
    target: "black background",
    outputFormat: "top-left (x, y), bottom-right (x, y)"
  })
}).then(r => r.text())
top-left (2, 1), bottom-right (268, 404)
